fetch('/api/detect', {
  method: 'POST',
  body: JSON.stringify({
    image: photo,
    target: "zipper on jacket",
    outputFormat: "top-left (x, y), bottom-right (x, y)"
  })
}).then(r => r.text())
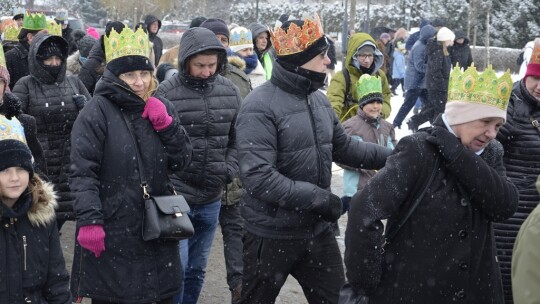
top-left (22, 235), bottom-right (27, 271)
top-left (305, 96), bottom-right (322, 185)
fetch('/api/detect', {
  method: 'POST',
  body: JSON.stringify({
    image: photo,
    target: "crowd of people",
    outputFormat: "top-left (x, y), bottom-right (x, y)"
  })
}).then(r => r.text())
top-left (0, 7), bottom-right (539, 304)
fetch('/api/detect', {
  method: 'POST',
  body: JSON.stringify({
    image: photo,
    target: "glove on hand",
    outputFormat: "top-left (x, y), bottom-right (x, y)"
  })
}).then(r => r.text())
top-left (313, 191), bottom-right (343, 222)
top-left (341, 196), bottom-right (351, 214)
top-left (77, 224), bottom-right (106, 258)
top-left (0, 92), bottom-right (23, 119)
top-left (426, 126), bottom-right (464, 163)
top-left (142, 97), bottom-right (173, 131)
top-left (72, 94), bottom-right (87, 110)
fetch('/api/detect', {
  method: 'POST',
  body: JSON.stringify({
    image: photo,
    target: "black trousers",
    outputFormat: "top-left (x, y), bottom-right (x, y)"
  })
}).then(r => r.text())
top-left (410, 89), bottom-right (447, 128)
top-left (239, 228), bottom-right (345, 304)
top-left (91, 298), bottom-right (173, 304)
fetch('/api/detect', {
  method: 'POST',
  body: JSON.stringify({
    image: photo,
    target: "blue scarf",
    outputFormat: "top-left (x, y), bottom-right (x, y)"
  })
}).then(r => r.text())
top-left (238, 53), bottom-right (259, 75)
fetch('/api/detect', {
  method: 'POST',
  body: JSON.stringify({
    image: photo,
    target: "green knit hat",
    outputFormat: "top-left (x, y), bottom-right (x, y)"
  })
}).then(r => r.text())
top-left (356, 74), bottom-right (383, 108)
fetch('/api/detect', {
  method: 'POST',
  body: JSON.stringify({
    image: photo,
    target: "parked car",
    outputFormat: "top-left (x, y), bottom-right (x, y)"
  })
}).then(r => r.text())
top-left (160, 23), bottom-right (189, 34)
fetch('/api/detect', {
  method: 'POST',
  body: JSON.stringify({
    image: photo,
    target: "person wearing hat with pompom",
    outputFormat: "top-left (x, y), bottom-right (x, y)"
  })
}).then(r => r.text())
top-left (69, 25), bottom-right (192, 304)
top-left (235, 15), bottom-right (391, 303)
top-left (335, 74), bottom-right (396, 236)
top-left (494, 38), bottom-right (540, 304)
top-left (345, 65), bottom-right (518, 303)
top-left (12, 32), bottom-right (91, 230)
top-left (0, 137), bottom-right (72, 303)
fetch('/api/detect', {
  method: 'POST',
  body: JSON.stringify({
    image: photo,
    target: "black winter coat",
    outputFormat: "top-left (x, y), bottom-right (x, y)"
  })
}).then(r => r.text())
top-left (77, 38), bottom-right (105, 94)
top-left (236, 62), bottom-right (391, 240)
top-left (5, 42), bottom-right (30, 90)
top-left (62, 26), bottom-right (76, 56)
top-left (156, 27), bottom-right (241, 205)
top-left (13, 33), bottom-right (91, 221)
top-left (494, 80), bottom-right (540, 304)
top-left (144, 15), bottom-right (163, 65)
top-left (426, 38), bottom-right (452, 106)
top-left (345, 120), bottom-right (518, 304)
top-left (0, 181), bottom-right (71, 304)
top-left (69, 69), bottom-right (192, 303)
top-left (449, 30), bottom-right (473, 69)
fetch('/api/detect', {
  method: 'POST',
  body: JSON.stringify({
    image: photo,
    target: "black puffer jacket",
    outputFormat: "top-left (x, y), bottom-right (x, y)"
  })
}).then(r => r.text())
top-left (77, 38), bottom-right (105, 94)
top-left (346, 120), bottom-right (518, 304)
top-left (449, 30), bottom-right (473, 69)
top-left (5, 42), bottom-right (30, 90)
top-left (144, 15), bottom-right (163, 65)
top-left (494, 80), bottom-right (540, 304)
top-left (236, 62), bottom-right (391, 240)
top-left (0, 180), bottom-right (71, 304)
top-left (13, 33), bottom-right (91, 221)
top-left (156, 27), bottom-right (241, 205)
top-left (70, 69), bottom-right (192, 303)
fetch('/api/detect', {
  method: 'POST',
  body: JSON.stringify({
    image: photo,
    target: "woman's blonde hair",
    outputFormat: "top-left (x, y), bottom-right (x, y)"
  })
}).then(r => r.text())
top-left (142, 76), bottom-right (159, 101)
top-left (441, 41), bottom-right (450, 57)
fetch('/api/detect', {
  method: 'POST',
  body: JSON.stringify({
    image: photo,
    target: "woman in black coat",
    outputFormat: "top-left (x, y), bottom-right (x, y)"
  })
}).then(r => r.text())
top-left (69, 26), bottom-right (192, 303)
top-left (344, 66), bottom-right (519, 304)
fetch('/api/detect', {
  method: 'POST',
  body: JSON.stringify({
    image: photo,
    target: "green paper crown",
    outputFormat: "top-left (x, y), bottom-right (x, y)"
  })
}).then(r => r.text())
top-left (0, 44), bottom-right (5, 68)
top-left (3, 24), bottom-right (20, 41)
top-left (447, 64), bottom-right (512, 111)
top-left (104, 27), bottom-right (150, 63)
top-left (47, 19), bottom-right (62, 36)
top-left (356, 74), bottom-right (382, 98)
top-left (22, 12), bottom-right (47, 31)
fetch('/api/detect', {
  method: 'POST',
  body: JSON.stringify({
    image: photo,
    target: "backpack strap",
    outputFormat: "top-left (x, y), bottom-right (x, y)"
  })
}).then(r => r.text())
top-left (340, 68), bottom-right (359, 122)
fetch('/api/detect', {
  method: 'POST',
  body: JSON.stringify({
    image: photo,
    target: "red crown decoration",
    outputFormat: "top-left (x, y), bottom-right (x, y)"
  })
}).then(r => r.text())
top-left (531, 38), bottom-right (540, 65)
top-left (270, 15), bottom-right (324, 56)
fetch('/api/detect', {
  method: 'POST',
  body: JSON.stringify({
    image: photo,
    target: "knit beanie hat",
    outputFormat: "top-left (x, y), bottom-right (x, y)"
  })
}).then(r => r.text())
top-left (445, 65), bottom-right (512, 125)
top-left (272, 16), bottom-right (328, 67)
top-left (72, 30), bottom-right (97, 58)
top-left (201, 19), bottom-right (230, 42)
top-left (379, 33), bottom-right (391, 40)
top-left (36, 36), bottom-right (68, 61)
top-left (357, 74), bottom-right (383, 108)
top-left (525, 38), bottom-right (540, 81)
top-left (437, 27), bottom-right (455, 42)
top-left (229, 27), bottom-right (254, 52)
top-left (86, 27), bottom-right (100, 39)
top-left (189, 16), bottom-right (207, 28)
top-left (0, 138), bottom-right (34, 178)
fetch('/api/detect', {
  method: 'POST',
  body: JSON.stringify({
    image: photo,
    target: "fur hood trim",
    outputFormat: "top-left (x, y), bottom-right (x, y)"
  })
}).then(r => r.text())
top-left (228, 56), bottom-right (246, 71)
top-left (28, 181), bottom-right (58, 227)
top-left (67, 51), bottom-right (83, 76)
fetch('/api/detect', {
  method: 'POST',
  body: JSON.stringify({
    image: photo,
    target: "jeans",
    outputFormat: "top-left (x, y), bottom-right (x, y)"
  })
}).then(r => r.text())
top-left (240, 228), bottom-right (345, 304)
top-left (174, 200), bottom-right (221, 304)
top-left (219, 203), bottom-right (244, 290)
top-left (392, 88), bottom-right (427, 127)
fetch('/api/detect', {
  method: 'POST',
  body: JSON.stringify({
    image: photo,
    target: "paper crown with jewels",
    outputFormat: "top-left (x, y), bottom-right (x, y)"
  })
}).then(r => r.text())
top-left (22, 12), bottom-right (47, 31)
top-left (104, 26), bottom-right (150, 63)
top-left (47, 19), bottom-right (62, 36)
top-left (0, 116), bottom-right (27, 144)
top-left (447, 64), bottom-right (512, 111)
top-left (356, 74), bottom-right (383, 106)
top-left (1, 19), bottom-right (20, 41)
top-left (270, 14), bottom-right (324, 56)
top-left (229, 27), bottom-right (253, 52)
top-left (0, 42), bottom-right (5, 68)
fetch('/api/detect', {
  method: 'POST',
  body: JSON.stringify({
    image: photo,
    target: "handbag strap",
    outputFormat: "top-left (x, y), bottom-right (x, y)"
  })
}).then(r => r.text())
top-left (121, 111), bottom-right (150, 198)
top-left (381, 156), bottom-right (440, 253)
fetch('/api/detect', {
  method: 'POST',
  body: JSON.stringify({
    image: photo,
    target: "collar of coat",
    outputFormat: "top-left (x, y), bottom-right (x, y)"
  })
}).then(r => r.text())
top-left (270, 62), bottom-right (316, 96)
top-left (1, 180), bottom-right (57, 227)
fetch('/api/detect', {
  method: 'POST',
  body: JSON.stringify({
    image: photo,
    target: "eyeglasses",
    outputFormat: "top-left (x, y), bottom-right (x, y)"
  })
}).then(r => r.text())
top-left (119, 70), bottom-right (153, 85)
top-left (357, 54), bottom-right (374, 60)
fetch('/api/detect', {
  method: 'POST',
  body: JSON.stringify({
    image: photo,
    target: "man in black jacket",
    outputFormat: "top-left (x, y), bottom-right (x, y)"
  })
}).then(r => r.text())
top-left (144, 15), bottom-right (163, 65)
top-left (156, 27), bottom-right (241, 304)
top-left (235, 16), bottom-right (391, 304)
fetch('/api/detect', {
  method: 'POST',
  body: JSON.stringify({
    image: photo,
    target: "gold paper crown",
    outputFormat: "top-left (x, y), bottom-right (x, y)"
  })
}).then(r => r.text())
top-left (22, 12), bottom-right (47, 31)
top-left (447, 64), bottom-right (512, 111)
top-left (104, 27), bottom-right (150, 63)
top-left (0, 42), bottom-right (5, 68)
top-left (47, 19), bottom-right (62, 36)
top-left (270, 14), bottom-right (324, 56)
top-left (1, 20), bottom-right (20, 41)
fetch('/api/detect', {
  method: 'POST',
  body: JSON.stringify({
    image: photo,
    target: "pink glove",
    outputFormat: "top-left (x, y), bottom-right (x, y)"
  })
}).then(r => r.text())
top-left (142, 97), bottom-right (173, 131)
top-left (77, 225), bottom-right (106, 258)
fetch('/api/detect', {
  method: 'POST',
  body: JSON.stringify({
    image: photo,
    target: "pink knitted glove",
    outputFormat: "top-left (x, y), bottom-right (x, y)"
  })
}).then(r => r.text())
top-left (77, 225), bottom-right (106, 258)
top-left (142, 97), bottom-right (173, 131)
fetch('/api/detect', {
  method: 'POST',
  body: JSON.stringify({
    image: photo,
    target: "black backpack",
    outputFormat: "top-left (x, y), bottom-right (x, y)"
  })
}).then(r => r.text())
top-left (341, 68), bottom-right (358, 122)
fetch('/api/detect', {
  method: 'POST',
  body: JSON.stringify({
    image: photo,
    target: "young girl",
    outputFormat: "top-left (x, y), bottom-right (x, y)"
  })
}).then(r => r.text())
top-left (0, 138), bottom-right (71, 303)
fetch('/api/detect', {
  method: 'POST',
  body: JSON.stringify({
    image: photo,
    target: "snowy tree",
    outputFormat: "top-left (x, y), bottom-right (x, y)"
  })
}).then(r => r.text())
top-left (491, 0), bottom-right (540, 48)
top-left (79, 0), bottom-right (107, 24)
top-left (0, 0), bottom-right (22, 16)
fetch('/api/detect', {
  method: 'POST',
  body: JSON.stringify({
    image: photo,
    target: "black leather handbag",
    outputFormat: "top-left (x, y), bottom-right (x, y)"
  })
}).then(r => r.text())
top-left (122, 111), bottom-right (194, 241)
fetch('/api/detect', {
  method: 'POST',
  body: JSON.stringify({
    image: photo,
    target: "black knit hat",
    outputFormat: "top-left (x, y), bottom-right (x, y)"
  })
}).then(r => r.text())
top-left (0, 139), bottom-right (34, 178)
top-left (107, 55), bottom-right (154, 76)
top-left (36, 36), bottom-right (68, 61)
top-left (201, 19), bottom-right (230, 42)
top-left (189, 16), bottom-right (207, 29)
top-left (276, 20), bottom-right (329, 68)
top-left (72, 30), bottom-right (96, 58)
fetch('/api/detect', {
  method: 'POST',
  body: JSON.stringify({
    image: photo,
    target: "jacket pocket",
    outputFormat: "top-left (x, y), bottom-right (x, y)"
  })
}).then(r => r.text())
top-left (99, 181), bottom-right (128, 220)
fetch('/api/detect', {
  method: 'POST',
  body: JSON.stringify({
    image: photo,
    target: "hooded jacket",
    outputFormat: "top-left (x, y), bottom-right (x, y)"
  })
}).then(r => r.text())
top-left (156, 27), bottom-right (241, 205)
top-left (346, 117), bottom-right (518, 304)
top-left (13, 33), bottom-right (91, 221)
top-left (404, 25), bottom-right (437, 91)
top-left (5, 42), bottom-right (30, 90)
top-left (236, 61), bottom-right (391, 240)
top-left (144, 15), bottom-right (163, 65)
top-left (78, 37), bottom-right (106, 94)
top-left (69, 68), bottom-right (192, 302)
top-left (449, 30), bottom-right (473, 69)
top-left (327, 33), bottom-right (391, 121)
top-left (248, 22), bottom-right (275, 79)
top-left (494, 80), bottom-right (540, 304)
top-left (0, 180), bottom-right (71, 304)
top-left (425, 37), bottom-right (452, 104)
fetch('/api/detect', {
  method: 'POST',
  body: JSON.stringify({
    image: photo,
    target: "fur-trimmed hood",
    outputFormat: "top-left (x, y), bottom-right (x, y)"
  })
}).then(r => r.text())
top-left (28, 180), bottom-right (58, 227)
top-left (228, 55), bottom-right (246, 71)
top-left (66, 50), bottom-right (83, 76)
